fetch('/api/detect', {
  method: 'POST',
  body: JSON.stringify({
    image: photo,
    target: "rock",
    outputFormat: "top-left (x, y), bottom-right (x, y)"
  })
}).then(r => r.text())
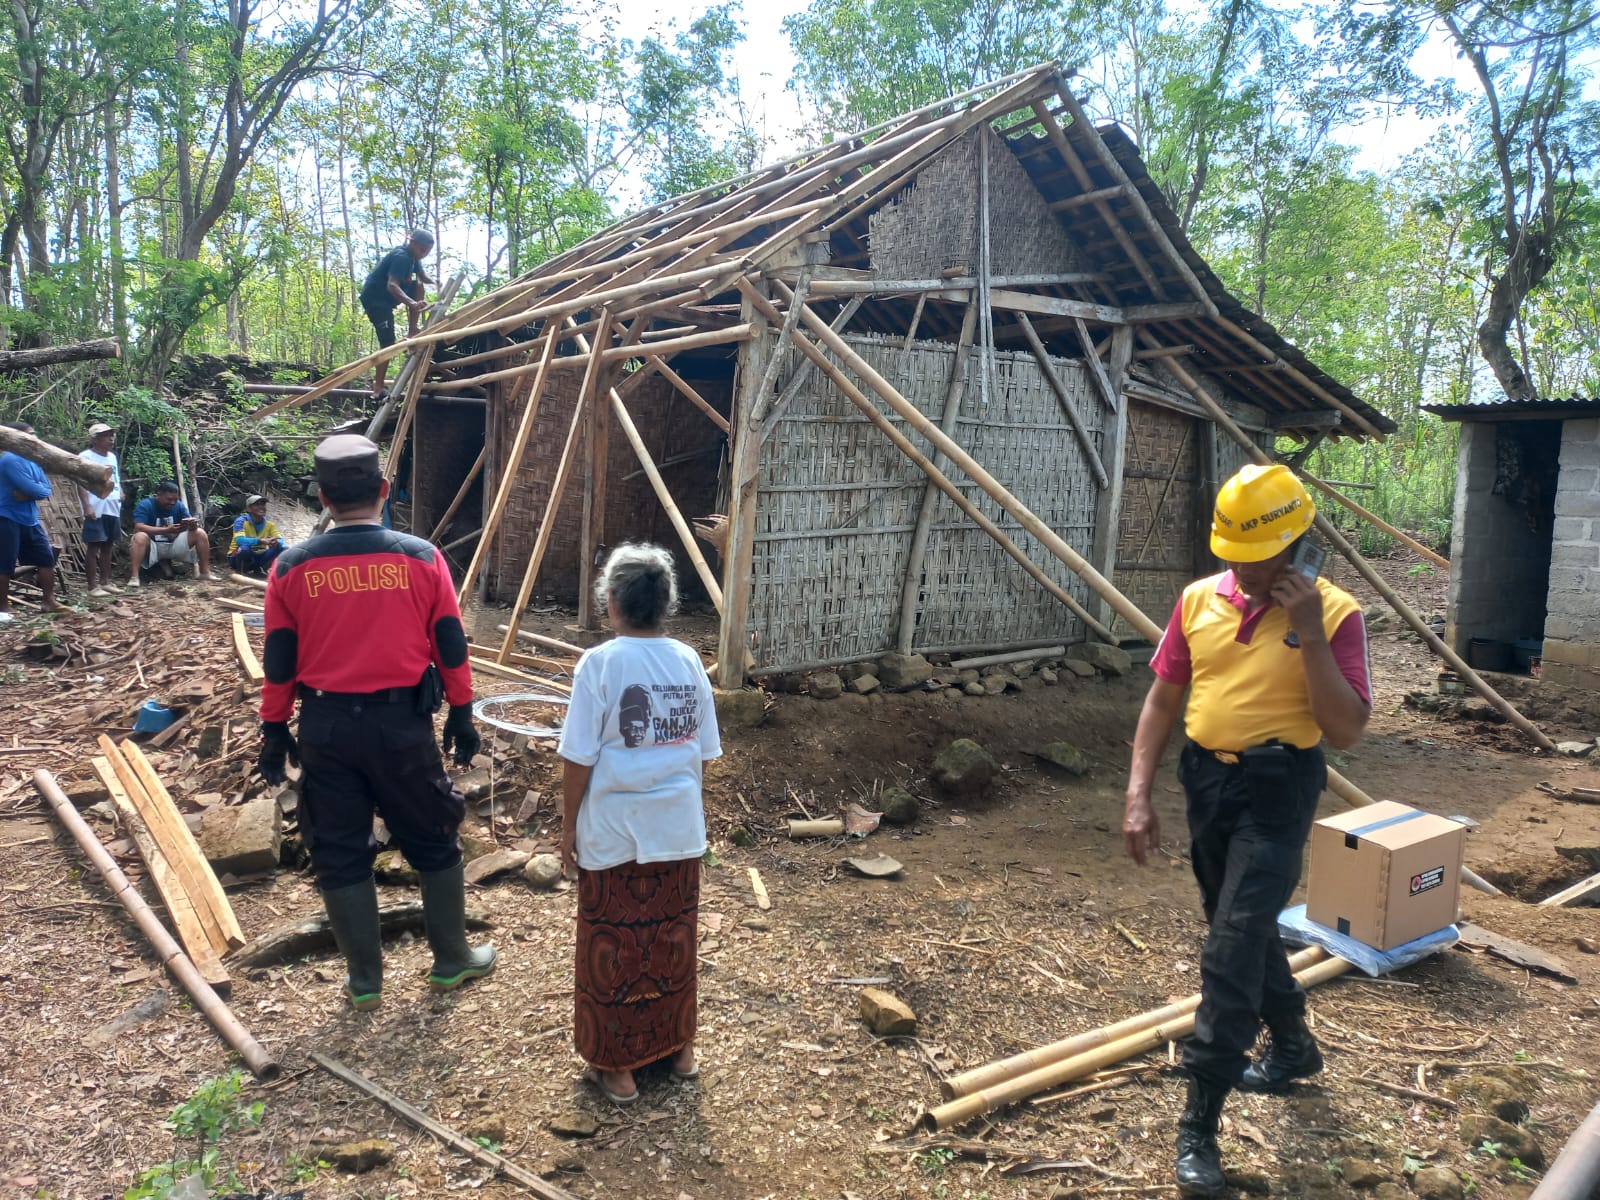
top-left (198, 796), bottom-right (281, 876)
top-left (455, 767), bottom-right (493, 802)
top-left (1412, 1166), bottom-right (1463, 1200)
top-left (958, 669), bottom-right (980, 685)
top-left (1342, 1160), bottom-right (1388, 1189)
top-left (808, 671), bottom-right (844, 700)
top-left (460, 833), bottom-right (498, 863)
top-left (944, 687), bottom-right (962, 699)
top-left (850, 673), bottom-right (882, 695)
top-left (879, 786), bottom-right (920, 826)
top-left (839, 662), bottom-right (872, 681)
top-left (466, 1112), bottom-right (507, 1144)
top-left (963, 681), bottom-right (986, 697)
top-left (982, 675), bottom-right (1009, 696)
top-left (195, 725), bottom-right (224, 759)
top-left (773, 673), bottom-right (807, 694)
top-left (1036, 741), bottom-right (1092, 778)
top-left (859, 987), bottom-right (917, 1035)
top-left (877, 653), bottom-right (933, 691)
top-left (1066, 642), bottom-right (1133, 676)
top-left (1374, 1183), bottom-right (1408, 1200)
top-left (331, 1138), bottom-right (394, 1173)
top-left (1576, 936), bottom-right (1598, 954)
top-left (1556, 741), bottom-right (1595, 757)
top-left (728, 824), bottom-right (757, 848)
top-left (1224, 1173), bottom-right (1271, 1195)
top-left (374, 849), bottom-right (419, 885)
top-left (714, 687), bottom-right (767, 728)
top-left (931, 739), bottom-right (998, 796)
top-left (1063, 658), bottom-right (1097, 678)
top-left (464, 848), bottom-right (530, 884)
top-left (739, 915), bottom-right (769, 931)
top-left (1012, 660), bottom-right (1035, 678)
top-left (523, 854), bottom-right (563, 888)
top-left (1448, 1075), bottom-right (1530, 1123)
top-left (1039, 667), bottom-right (1058, 686)
top-left (1460, 1114), bottom-right (1544, 1168)
top-left (1474, 1064), bottom-right (1538, 1095)
top-left (549, 1111), bottom-right (600, 1138)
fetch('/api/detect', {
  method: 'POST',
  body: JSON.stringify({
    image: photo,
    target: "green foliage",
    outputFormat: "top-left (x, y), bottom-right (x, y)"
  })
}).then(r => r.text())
top-left (124, 1071), bottom-right (263, 1200)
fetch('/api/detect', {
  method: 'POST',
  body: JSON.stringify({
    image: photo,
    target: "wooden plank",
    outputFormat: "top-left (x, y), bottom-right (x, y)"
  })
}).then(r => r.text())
top-left (231, 613), bottom-right (265, 684)
top-left (94, 756), bottom-right (231, 994)
top-left (748, 867), bottom-right (771, 910)
top-left (1539, 872), bottom-right (1600, 908)
top-left (112, 738), bottom-right (245, 952)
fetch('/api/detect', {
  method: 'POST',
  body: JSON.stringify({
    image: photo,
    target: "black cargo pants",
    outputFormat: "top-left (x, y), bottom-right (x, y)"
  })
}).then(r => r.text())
top-left (1179, 740), bottom-right (1325, 1088)
top-left (296, 689), bottom-right (465, 890)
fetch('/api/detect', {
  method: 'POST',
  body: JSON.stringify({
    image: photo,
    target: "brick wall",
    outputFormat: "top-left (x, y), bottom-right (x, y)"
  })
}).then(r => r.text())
top-left (1543, 418), bottom-right (1600, 690)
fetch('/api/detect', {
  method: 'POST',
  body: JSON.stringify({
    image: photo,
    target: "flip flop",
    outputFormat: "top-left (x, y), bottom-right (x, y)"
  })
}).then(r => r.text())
top-left (670, 1051), bottom-right (698, 1080)
top-left (581, 1067), bottom-right (639, 1106)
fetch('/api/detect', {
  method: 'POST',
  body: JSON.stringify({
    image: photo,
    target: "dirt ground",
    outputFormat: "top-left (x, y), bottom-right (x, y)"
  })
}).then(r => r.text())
top-left (1, 557), bottom-right (1597, 1200)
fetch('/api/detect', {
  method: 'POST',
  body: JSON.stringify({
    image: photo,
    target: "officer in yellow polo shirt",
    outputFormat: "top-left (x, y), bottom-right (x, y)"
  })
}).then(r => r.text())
top-left (1122, 464), bottom-right (1372, 1198)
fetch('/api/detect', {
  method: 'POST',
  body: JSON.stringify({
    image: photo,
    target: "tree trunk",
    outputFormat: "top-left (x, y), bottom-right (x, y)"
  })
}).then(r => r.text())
top-left (0, 425), bottom-right (114, 496)
top-left (1478, 226), bottom-right (1553, 399)
top-left (0, 338), bottom-right (121, 370)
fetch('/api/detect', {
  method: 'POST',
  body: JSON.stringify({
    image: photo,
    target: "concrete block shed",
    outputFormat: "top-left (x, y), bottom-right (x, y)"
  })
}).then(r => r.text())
top-left (1423, 397), bottom-right (1600, 692)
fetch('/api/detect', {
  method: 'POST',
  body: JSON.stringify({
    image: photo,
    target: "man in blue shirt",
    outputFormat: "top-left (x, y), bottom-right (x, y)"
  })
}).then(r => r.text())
top-left (0, 421), bottom-right (64, 621)
top-left (127, 480), bottom-right (220, 587)
top-left (360, 229), bottom-right (434, 401)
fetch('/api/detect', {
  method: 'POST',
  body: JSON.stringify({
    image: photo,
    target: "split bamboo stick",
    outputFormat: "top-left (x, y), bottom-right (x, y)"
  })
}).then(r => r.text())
top-left (467, 655), bottom-right (572, 693)
top-left (34, 769), bottom-right (278, 1079)
top-left (215, 596), bottom-right (264, 615)
top-left (495, 624), bottom-right (584, 658)
top-left (1299, 471), bottom-right (1449, 571)
top-left (1014, 311), bottom-right (1109, 486)
top-left (231, 613), bottom-right (265, 684)
top-left (940, 946), bottom-right (1326, 1099)
top-left (920, 955), bottom-right (1355, 1130)
top-left (230, 571), bottom-right (268, 591)
top-left (650, 355), bottom-right (730, 433)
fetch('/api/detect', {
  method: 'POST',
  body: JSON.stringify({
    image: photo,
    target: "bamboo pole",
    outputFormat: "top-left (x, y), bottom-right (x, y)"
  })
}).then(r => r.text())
top-left (741, 286), bottom-right (1116, 644)
top-left (231, 613), bottom-right (265, 683)
top-left (426, 447), bottom-right (487, 543)
top-left (34, 769), bottom-right (278, 1079)
top-left (949, 645), bottom-right (1067, 671)
top-left (455, 332), bottom-right (558, 606)
top-left (941, 947), bottom-right (1327, 1099)
top-left (230, 571), bottom-right (268, 591)
top-left (468, 655), bottom-right (572, 692)
top-left (921, 955), bottom-right (1355, 1131)
top-left (494, 332), bottom-right (603, 663)
top-left (1014, 312), bottom-right (1109, 487)
top-left (1144, 340), bottom-right (1556, 754)
top-left (1300, 471), bottom-right (1449, 571)
top-left (1530, 1097), bottom-right (1600, 1200)
top-left (380, 344), bottom-right (435, 487)
top-left (495, 624), bottom-right (584, 658)
top-left (649, 356), bottom-right (730, 433)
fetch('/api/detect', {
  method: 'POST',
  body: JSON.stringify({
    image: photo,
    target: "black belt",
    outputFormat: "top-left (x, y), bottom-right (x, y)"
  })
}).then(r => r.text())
top-left (299, 684), bottom-right (415, 704)
top-left (1190, 741), bottom-right (1315, 765)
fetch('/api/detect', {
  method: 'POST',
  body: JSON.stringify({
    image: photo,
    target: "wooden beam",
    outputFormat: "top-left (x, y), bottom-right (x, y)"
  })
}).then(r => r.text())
top-left (796, 273), bottom-right (1109, 294)
top-left (426, 447), bottom-right (487, 543)
top-left (649, 356), bottom-right (730, 433)
top-left (1091, 326), bottom-right (1132, 629)
top-left (757, 298), bottom-right (866, 442)
top-left (1014, 312), bottom-right (1109, 488)
top-left (0, 337), bottom-right (120, 370)
top-left (1073, 317), bottom-right (1120, 413)
top-left (984, 287), bottom-right (1124, 324)
top-left (231, 613), bottom-right (265, 684)
top-left (1540, 871), bottom-right (1600, 908)
top-left (455, 332), bottom-right (558, 605)
top-left (579, 316), bottom-right (626, 629)
top-left (1134, 343), bottom-right (1196, 360)
top-left (1047, 184), bottom-right (1130, 213)
top-left (381, 344), bottom-right (434, 491)
top-left (1299, 470), bottom-right (1449, 571)
top-left (897, 301), bottom-right (979, 654)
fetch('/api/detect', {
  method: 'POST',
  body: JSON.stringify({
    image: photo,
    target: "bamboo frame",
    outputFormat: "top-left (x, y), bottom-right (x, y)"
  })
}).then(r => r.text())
top-left (1014, 312), bottom-right (1109, 487)
top-left (381, 345), bottom-right (434, 487)
top-left (650, 356), bottom-right (730, 433)
top-left (1300, 470), bottom-right (1449, 570)
top-left (1090, 327), bottom-right (1133, 627)
top-left (579, 317), bottom-right (632, 629)
top-left (36, 770), bottom-right (278, 1079)
top-left (426, 447), bottom-right (487, 543)
top-left (231, 613), bottom-right (265, 683)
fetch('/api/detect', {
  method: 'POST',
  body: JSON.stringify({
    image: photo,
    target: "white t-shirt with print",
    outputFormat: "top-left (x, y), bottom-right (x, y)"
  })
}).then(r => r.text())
top-left (79, 449), bottom-right (122, 518)
top-left (557, 635), bottom-right (722, 871)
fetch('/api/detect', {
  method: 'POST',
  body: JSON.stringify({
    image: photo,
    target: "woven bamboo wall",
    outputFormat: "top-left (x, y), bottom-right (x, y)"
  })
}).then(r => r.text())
top-left (484, 365), bottom-right (730, 603)
top-left (868, 126), bottom-right (1087, 280)
top-left (1114, 400), bottom-right (1200, 631)
top-left (40, 480), bottom-right (87, 586)
top-left (411, 400), bottom-right (484, 543)
top-left (748, 335), bottom-right (1105, 671)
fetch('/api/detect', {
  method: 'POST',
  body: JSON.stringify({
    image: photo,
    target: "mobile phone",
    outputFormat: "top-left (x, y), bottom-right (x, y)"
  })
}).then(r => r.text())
top-left (1289, 539), bottom-right (1326, 580)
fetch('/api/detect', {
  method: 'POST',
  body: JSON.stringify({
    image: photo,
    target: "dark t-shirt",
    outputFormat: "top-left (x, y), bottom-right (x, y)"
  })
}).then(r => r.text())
top-left (360, 247), bottom-right (423, 310)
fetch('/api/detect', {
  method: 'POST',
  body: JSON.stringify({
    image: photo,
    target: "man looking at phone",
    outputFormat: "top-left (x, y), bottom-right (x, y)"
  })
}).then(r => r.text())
top-left (1121, 464), bottom-right (1370, 1198)
top-left (128, 480), bottom-right (220, 586)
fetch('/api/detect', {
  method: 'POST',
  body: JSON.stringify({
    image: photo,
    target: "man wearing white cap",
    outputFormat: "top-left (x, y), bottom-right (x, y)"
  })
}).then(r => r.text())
top-left (229, 494), bottom-right (285, 575)
top-left (79, 422), bottom-right (124, 596)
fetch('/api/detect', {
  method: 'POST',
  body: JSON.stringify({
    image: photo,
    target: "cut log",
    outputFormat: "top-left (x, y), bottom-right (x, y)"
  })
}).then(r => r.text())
top-left (231, 613), bottom-right (265, 683)
top-left (231, 902), bottom-right (494, 968)
top-left (94, 755), bottom-right (231, 994)
top-left (1540, 872), bottom-right (1600, 908)
top-left (0, 424), bottom-right (114, 497)
top-left (0, 337), bottom-right (120, 371)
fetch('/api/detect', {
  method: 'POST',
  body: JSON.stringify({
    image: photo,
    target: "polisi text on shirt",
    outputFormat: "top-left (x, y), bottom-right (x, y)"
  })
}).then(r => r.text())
top-left (302, 561), bottom-right (411, 598)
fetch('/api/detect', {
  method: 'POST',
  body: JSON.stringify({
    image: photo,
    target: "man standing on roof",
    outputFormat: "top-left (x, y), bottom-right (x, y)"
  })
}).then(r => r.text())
top-left (255, 434), bottom-right (493, 1011)
top-left (360, 230), bottom-right (434, 401)
top-left (1121, 464), bottom-right (1372, 1198)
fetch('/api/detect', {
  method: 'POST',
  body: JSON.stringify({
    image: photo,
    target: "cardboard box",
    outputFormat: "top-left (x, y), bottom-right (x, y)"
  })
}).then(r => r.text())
top-left (1306, 801), bottom-right (1466, 950)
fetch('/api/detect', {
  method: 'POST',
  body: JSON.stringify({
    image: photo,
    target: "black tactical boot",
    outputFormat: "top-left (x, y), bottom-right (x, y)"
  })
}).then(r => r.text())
top-left (1239, 1014), bottom-right (1324, 1093)
top-left (1175, 1076), bottom-right (1229, 1198)
top-left (321, 879), bottom-right (384, 1011)
top-left (419, 864), bottom-right (497, 992)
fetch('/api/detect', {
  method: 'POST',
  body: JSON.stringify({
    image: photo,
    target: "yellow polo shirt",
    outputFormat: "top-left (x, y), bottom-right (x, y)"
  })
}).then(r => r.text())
top-left (1150, 571), bottom-right (1369, 752)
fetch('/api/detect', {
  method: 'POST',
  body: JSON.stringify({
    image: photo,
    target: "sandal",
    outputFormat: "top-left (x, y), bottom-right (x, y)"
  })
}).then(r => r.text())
top-left (581, 1066), bottom-right (639, 1106)
top-left (670, 1050), bottom-right (698, 1080)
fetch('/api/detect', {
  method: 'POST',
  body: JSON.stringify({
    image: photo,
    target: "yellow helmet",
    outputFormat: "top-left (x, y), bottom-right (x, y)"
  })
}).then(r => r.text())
top-left (1210, 464), bottom-right (1315, 562)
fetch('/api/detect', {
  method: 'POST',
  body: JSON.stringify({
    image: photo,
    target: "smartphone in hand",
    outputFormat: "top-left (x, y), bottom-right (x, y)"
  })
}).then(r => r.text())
top-left (1289, 538), bottom-right (1326, 580)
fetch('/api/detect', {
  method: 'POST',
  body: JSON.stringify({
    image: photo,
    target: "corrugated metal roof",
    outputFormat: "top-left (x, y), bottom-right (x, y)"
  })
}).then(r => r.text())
top-left (1422, 397), bottom-right (1600, 421)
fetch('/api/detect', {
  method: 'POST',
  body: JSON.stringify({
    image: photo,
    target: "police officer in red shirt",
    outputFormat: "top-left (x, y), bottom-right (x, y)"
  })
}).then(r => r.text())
top-left (256, 434), bottom-right (495, 1010)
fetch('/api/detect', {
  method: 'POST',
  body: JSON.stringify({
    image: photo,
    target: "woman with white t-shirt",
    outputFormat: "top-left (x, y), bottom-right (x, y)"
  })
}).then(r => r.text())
top-left (557, 543), bottom-right (722, 1105)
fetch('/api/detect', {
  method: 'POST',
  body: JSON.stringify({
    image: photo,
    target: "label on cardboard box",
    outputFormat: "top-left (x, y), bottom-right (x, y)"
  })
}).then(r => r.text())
top-left (1306, 801), bottom-right (1466, 951)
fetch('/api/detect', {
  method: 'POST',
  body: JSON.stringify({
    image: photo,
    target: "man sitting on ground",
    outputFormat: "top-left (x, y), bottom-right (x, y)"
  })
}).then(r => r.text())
top-left (229, 495), bottom-right (285, 575)
top-left (0, 421), bottom-right (65, 621)
top-left (128, 481), bottom-right (220, 586)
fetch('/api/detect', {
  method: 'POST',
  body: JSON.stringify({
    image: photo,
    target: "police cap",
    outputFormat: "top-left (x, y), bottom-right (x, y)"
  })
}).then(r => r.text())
top-left (314, 434), bottom-right (382, 491)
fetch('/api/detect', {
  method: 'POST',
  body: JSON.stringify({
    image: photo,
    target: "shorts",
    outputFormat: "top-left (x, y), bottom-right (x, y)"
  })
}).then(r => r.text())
top-left (0, 517), bottom-right (56, 575)
top-left (363, 301), bottom-right (398, 348)
top-left (82, 514), bottom-right (122, 543)
top-left (144, 531), bottom-right (197, 568)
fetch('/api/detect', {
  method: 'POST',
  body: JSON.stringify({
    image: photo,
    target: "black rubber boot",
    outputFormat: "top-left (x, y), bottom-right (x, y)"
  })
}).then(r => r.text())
top-left (321, 879), bottom-right (383, 1011)
top-left (1175, 1076), bottom-right (1229, 1198)
top-left (1239, 1014), bottom-right (1324, 1093)
top-left (419, 864), bottom-right (497, 992)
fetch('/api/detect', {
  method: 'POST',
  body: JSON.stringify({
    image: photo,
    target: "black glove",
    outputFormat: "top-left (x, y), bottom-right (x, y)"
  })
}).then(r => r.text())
top-left (257, 720), bottom-right (299, 785)
top-left (441, 704), bottom-right (480, 767)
